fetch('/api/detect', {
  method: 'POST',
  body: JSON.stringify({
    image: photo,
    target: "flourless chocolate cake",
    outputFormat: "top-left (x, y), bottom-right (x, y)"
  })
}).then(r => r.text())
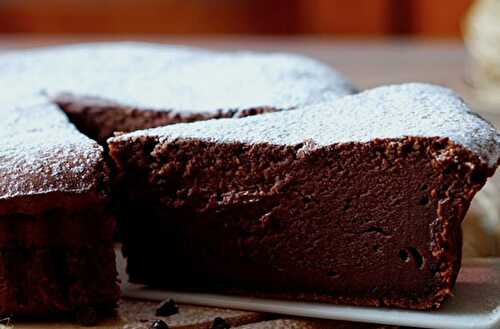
top-left (0, 99), bottom-right (119, 317)
top-left (0, 42), bottom-right (356, 319)
top-left (109, 83), bottom-right (500, 310)
top-left (0, 42), bottom-right (356, 143)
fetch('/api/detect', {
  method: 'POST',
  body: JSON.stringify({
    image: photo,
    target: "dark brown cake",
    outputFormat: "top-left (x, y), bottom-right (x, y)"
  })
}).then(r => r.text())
top-left (108, 83), bottom-right (500, 310)
top-left (0, 42), bottom-right (356, 143)
top-left (0, 100), bottom-right (119, 316)
top-left (0, 43), bottom-right (356, 318)
top-left (55, 93), bottom-right (278, 144)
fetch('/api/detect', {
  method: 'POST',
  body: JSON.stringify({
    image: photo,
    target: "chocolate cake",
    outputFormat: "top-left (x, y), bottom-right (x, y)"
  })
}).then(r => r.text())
top-left (0, 99), bottom-right (119, 316)
top-left (0, 42), bottom-right (356, 319)
top-left (108, 83), bottom-right (500, 310)
top-left (0, 42), bottom-right (356, 143)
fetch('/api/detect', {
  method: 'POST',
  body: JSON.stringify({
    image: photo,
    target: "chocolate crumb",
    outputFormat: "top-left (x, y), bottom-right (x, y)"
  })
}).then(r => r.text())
top-left (155, 299), bottom-right (179, 317)
top-left (211, 317), bottom-right (230, 329)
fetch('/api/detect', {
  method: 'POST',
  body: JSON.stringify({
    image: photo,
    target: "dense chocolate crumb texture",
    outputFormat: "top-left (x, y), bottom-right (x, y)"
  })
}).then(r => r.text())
top-left (0, 42), bottom-right (355, 114)
top-left (114, 83), bottom-right (500, 168)
top-left (109, 83), bottom-right (500, 310)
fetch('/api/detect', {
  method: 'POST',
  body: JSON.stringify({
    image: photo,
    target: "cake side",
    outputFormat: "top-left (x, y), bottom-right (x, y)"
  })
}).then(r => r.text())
top-left (109, 83), bottom-right (499, 310)
top-left (0, 244), bottom-right (118, 316)
top-left (0, 101), bottom-right (119, 317)
top-left (110, 136), bottom-right (488, 309)
top-left (116, 83), bottom-right (500, 168)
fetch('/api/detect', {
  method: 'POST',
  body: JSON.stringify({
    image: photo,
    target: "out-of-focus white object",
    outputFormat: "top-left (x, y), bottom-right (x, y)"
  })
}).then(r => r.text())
top-left (463, 177), bottom-right (500, 257)
top-left (464, 0), bottom-right (500, 110)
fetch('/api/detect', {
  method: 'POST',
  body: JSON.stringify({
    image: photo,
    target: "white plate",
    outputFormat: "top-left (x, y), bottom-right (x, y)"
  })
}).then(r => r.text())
top-left (122, 258), bottom-right (500, 329)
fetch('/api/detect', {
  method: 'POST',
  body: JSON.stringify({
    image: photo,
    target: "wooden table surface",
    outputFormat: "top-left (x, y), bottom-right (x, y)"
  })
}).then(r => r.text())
top-left (0, 35), bottom-right (498, 329)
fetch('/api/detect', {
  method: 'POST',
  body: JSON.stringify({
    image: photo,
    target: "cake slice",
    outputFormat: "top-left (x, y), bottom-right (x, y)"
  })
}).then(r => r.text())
top-left (108, 83), bottom-right (500, 310)
top-left (0, 42), bottom-right (356, 143)
top-left (0, 99), bottom-right (119, 317)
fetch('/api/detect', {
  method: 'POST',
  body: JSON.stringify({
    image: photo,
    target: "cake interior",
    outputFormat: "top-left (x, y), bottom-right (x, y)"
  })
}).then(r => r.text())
top-left (55, 94), bottom-right (279, 144)
top-left (0, 206), bottom-right (118, 316)
top-left (109, 135), bottom-right (492, 309)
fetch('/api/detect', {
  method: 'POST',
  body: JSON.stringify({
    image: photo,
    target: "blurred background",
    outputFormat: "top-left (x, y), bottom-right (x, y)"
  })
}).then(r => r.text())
top-left (0, 0), bottom-right (472, 37)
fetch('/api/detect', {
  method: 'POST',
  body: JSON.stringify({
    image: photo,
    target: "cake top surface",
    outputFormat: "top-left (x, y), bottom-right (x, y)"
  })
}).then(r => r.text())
top-left (114, 83), bottom-right (500, 168)
top-left (0, 42), bottom-right (355, 113)
top-left (0, 99), bottom-right (104, 200)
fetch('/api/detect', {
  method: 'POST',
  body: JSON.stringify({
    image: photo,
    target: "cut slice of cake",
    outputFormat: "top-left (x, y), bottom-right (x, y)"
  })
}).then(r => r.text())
top-left (0, 42), bottom-right (356, 143)
top-left (0, 99), bottom-right (119, 317)
top-left (108, 83), bottom-right (500, 310)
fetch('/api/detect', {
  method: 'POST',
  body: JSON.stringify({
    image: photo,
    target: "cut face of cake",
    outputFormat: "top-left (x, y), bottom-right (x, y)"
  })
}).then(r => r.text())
top-left (108, 83), bottom-right (500, 310)
top-left (0, 99), bottom-right (119, 316)
top-left (0, 42), bottom-right (356, 143)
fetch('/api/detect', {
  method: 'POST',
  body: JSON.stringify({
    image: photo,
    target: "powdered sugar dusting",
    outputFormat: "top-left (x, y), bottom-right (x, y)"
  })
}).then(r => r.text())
top-left (116, 83), bottom-right (500, 168)
top-left (0, 100), bottom-right (104, 200)
top-left (0, 42), bottom-right (354, 201)
top-left (0, 42), bottom-right (355, 113)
